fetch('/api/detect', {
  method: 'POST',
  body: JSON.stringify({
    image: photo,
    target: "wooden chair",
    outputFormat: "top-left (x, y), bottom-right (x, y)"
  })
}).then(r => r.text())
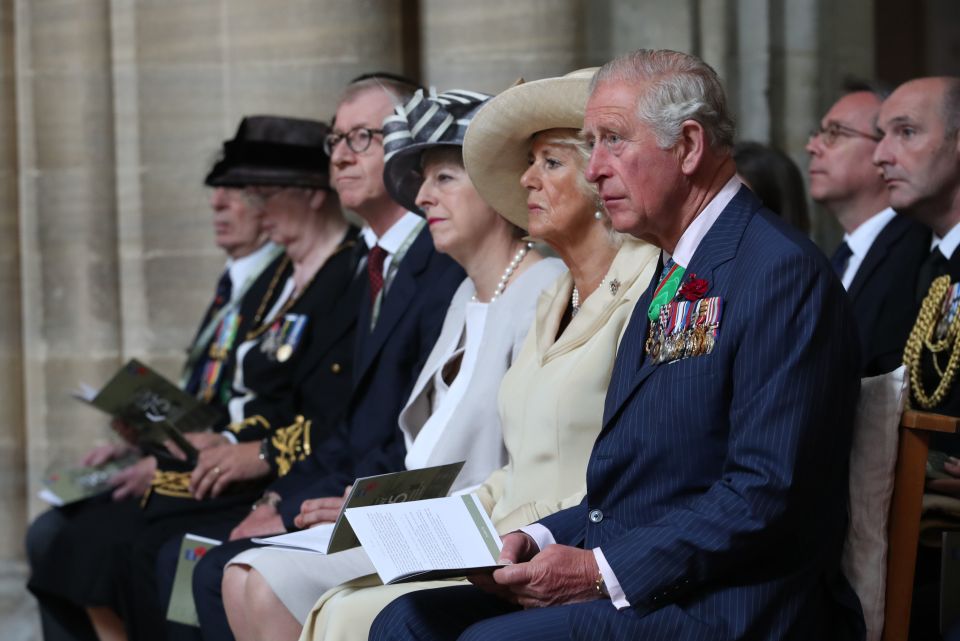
top-left (883, 409), bottom-right (960, 641)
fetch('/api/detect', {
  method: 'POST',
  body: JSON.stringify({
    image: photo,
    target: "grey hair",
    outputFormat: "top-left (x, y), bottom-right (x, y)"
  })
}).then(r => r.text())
top-left (336, 77), bottom-right (418, 117)
top-left (591, 49), bottom-right (735, 151)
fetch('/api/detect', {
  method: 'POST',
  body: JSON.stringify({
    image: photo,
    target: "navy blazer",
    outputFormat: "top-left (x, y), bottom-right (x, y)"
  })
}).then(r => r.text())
top-left (269, 226), bottom-right (464, 527)
top-left (844, 214), bottom-right (929, 376)
top-left (539, 188), bottom-right (864, 641)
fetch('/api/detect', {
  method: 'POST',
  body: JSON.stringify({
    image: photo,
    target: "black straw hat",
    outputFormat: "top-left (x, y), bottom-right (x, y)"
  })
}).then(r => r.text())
top-left (381, 89), bottom-right (491, 213)
top-left (205, 115), bottom-right (330, 190)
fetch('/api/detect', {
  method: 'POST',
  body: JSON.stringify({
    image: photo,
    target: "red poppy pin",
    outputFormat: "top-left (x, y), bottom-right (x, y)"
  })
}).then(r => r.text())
top-left (677, 274), bottom-right (709, 301)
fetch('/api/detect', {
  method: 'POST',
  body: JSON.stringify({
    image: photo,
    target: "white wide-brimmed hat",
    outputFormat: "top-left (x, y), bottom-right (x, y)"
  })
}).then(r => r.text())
top-left (462, 68), bottom-right (598, 230)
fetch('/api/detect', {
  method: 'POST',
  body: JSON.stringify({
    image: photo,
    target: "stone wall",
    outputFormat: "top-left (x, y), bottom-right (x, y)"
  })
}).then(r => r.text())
top-left (1, 0), bottom-right (888, 566)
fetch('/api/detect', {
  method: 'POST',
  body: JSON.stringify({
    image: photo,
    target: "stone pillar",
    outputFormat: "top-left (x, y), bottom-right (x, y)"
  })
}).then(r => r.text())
top-left (0, 0), bottom-right (24, 562)
top-left (421, 0), bottom-right (585, 93)
top-left (587, 0), bottom-right (697, 66)
top-left (17, 0), bottom-right (122, 518)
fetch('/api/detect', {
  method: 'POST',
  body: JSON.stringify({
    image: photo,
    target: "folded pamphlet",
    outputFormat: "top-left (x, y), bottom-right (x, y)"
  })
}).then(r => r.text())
top-left (166, 533), bottom-right (222, 626)
top-left (345, 494), bottom-right (504, 585)
top-left (254, 461), bottom-right (465, 554)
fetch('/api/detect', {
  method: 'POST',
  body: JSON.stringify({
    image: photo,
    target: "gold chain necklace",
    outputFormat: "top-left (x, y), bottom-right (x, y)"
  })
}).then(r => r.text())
top-left (245, 255), bottom-right (292, 341)
top-left (903, 274), bottom-right (960, 408)
top-left (244, 239), bottom-right (357, 341)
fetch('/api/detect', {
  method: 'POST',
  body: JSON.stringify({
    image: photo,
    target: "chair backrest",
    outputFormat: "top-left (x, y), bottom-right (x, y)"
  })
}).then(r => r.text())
top-left (883, 409), bottom-right (959, 641)
top-left (843, 367), bottom-right (909, 641)
top-left (844, 364), bottom-right (960, 641)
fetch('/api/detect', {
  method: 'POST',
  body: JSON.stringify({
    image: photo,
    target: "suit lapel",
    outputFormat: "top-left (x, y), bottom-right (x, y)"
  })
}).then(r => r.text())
top-left (355, 228), bottom-right (434, 379)
top-left (847, 215), bottom-right (906, 301)
top-left (601, 186), bottom-right (759, 428)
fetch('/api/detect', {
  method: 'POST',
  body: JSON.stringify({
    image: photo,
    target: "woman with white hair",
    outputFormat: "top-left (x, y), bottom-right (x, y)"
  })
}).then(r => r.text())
top-left (293, 68), bottom-right (660, 641)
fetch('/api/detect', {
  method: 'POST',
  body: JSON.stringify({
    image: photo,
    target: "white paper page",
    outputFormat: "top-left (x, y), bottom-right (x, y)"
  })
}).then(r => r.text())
top-left (252, 522), bottom-right (335, 553)
top-left (71, 382), bottom-right (99, 402)
top-left (37, 488), bottom-right (64, 507)
top-left (345, 494), bottom-right (502, 584)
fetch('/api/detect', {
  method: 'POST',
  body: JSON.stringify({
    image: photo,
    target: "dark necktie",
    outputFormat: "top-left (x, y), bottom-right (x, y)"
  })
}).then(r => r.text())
top-left (916, 248), bottom-right (950, 303)
top-left (185, 269), bottom-right (233, 395)
top-left (831, 241), bottom-right (853, 277)
top-left (367, 245), bottom-right (388, 304)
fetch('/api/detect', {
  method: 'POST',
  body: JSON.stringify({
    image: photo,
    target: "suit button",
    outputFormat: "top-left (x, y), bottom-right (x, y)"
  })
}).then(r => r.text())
top-left (588, 509), bottom-right (603, 523)
top-left (331, 363), bottom-right (342, 374)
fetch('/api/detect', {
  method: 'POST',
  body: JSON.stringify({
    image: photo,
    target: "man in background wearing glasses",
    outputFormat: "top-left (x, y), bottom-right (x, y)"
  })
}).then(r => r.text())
top-left (806, 82), bottom-right (929, 375)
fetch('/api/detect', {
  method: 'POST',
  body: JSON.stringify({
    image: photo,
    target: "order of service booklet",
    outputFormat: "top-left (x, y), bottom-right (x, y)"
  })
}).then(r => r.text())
top-left (73, 358), bottom-right (220, 445)
top-left (166, 533), bottom-right (222, 627)
top-left (253, 461), bottom-right (465, 555)
top-left (344, 494), bottom-right (504, 585)
top-left (38, 454), bottom-right (140, 506)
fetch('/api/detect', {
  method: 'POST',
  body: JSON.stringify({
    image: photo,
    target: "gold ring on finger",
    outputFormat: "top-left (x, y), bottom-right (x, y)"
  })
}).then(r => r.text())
top-left (213, 466), bottom-right (221, 475)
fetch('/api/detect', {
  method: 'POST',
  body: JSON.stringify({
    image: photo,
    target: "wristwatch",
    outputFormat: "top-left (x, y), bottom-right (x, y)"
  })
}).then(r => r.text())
top-left (595, 571), bottom-right (609, 598)
top-left (258, 437), bottom-right (270, 463)
top-left (251, 491), bottom-right (281, 512)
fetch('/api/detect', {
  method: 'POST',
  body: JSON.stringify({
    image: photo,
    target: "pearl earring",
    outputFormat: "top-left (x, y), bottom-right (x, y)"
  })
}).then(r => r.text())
top-left (594, 199), bottom-right (604, 221)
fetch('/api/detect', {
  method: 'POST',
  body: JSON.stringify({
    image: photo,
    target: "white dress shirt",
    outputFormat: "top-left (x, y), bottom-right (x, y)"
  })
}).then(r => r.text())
top-left (359, 212), bottom-right (423, 277)
top-left (933, 220), bottom-right (960, 261)
top-left (227, 241), bottom-right (281, 301)
top-left (839, 207), bottom-right (896, 290)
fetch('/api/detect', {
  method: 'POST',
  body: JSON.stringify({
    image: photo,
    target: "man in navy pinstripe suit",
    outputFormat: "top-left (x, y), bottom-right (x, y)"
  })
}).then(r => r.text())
top-left (370, 49), bottom-right (865, 641)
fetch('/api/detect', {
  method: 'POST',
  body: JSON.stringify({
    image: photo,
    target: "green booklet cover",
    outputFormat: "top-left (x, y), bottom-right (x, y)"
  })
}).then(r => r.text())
top-left (166, 533), bottom-right (222, 627)
top-left (39, 455), bottom-right (140, 506)
top-left (253, 461), bottom-right (466, 554)
top-left (73, 358), bottom-right (220, 443)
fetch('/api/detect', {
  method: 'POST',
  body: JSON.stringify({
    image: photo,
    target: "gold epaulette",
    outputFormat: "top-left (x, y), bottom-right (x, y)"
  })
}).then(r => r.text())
top-left (140, 470), bottom-right (192, 507)
top-left (271, 415), bottom-right (313, 477)
top-left (228, 415), bottom-right (270, 434)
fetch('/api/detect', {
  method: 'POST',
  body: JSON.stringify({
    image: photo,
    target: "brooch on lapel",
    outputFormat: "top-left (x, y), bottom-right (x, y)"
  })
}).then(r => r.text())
top-left (645, 274), bottom-right (723, 364)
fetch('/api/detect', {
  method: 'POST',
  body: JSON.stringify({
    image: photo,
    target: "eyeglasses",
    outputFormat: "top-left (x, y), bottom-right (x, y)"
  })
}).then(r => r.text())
top-left (323, 127), bottom-right (384, 156)
top-left (809, 122), bottom-right (881, 148)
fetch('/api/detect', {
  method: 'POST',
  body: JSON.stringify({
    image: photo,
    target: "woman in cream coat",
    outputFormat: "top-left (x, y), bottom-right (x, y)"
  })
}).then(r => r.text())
top-left (297, 69), bottom-right (660, 641)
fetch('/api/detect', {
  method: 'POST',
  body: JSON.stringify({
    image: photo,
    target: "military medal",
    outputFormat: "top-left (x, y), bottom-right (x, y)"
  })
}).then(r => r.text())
top-left (275, 314), bottom-right (308, 363)
top-left (199, 310), bottom-right (241, 403)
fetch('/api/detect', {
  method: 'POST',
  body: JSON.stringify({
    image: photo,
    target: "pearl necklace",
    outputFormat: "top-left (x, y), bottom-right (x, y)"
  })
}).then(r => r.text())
top-left (472, 242), bottom-right (532, 304)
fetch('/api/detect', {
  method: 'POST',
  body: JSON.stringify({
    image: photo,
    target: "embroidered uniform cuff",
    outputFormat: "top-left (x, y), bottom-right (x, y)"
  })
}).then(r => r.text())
top-left (518, 523), bottom-right (555, 553)
top-left (594, 547), bottom-right (630, 609)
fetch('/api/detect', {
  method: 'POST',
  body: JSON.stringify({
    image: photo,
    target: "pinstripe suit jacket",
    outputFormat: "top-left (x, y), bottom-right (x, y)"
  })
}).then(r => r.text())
top-left (539, 187), bottom-right (865, 640)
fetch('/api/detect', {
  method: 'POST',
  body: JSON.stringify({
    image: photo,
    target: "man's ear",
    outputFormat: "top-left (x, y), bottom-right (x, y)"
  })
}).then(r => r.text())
top-left (677, 120), bottom-right (707, 176)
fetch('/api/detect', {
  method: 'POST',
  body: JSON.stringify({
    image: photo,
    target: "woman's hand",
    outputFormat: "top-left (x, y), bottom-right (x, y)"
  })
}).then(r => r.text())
top-left (189, 442), bottom-right (270, 500)
top-left (293, 486), bottom-right (352, 529)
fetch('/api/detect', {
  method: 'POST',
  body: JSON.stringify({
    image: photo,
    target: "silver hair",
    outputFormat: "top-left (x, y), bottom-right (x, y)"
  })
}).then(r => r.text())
top-left (591, 49), bottom-right (735, 151)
